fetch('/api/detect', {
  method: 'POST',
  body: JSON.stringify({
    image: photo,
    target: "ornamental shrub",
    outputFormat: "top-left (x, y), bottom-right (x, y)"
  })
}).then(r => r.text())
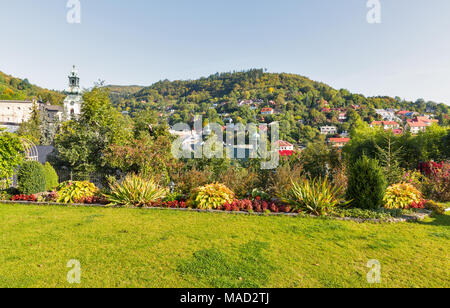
top-left (347, 156), bottom-right (387, 210)
top-left (383, 183), bottom-right (423, 209)
top-left (420, 162), bottom-right (449, 202)
top-left (57, 181), bottom-right (99, 204)
top-left (43, 162), bottom-right (59, 191)
top-left (17, 161), bottom-right (46, 194)
top-left (189, 183), bottom-right (235, 210)
top-left (107, 174), bottom-right (167, 207)
top-left (281, 177), bottom-right (346, 216)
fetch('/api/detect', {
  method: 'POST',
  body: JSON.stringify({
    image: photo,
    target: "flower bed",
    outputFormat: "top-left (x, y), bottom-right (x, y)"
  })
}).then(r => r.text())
top-left (148, 198), bottom-right (290, 214)
top-left (11, 194), bottom-right (38, 202)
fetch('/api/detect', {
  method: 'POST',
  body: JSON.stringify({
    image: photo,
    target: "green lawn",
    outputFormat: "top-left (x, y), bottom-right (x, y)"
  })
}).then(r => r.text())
top-left (0, 203), bottom-right (449, 288)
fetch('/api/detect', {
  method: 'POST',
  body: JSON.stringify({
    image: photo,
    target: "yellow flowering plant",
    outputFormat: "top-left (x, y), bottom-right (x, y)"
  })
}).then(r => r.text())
top-left (189, 183), bottom-right (235, 210)
top-left (383, 183), bottom-right (423, 209)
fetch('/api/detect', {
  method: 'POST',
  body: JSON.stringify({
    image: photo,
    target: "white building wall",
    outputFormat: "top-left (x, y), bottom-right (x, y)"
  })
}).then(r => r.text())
top-left (0, 101), bottom-right (34, 124)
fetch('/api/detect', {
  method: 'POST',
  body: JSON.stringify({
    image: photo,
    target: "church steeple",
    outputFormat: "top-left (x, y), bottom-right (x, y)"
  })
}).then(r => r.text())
top-left (65, 65), bottom-right (81, 95)
top-left (63, 65), bottom-right (83, 119)
top-left (69, 65), bottom-right (80, 88)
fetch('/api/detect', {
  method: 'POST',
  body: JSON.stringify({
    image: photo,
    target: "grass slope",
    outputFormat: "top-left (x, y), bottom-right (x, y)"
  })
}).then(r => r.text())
top-left (0, 204), bottom-right (448, 288)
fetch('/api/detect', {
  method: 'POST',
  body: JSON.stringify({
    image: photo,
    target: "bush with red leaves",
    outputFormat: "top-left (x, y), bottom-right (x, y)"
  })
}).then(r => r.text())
top-left (11, 194), bottom-right (37, 202)
top-left (410, 200), bottom-right (425, 209)
top-left (149, 200), bottom-right (188, 209)
top-left (75, 195), bottom-right (109, 205)
top-left (419, 161), bottom-right (450, 202)
top-left (219, 199), bottom-right (289, 214)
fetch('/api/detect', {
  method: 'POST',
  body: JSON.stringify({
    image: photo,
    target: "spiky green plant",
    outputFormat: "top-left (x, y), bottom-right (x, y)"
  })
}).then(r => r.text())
top-left (107, 174), bottom-right (168, 207)
top-left (281, 177), bottom-right (346, 216)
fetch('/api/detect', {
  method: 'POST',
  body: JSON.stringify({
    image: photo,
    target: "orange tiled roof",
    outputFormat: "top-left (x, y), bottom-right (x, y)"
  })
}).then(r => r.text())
top-left (329, 138), bottom-right (350, 143)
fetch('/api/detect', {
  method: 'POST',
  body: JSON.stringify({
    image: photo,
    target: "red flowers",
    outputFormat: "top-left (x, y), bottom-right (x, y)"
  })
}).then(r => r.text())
top-left (11, 194), bottom-right (37, 202)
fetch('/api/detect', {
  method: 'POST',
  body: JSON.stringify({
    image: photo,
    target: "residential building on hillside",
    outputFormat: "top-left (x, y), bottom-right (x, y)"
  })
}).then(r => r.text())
top-left (415, 116), bottom-right (439, 126)
top-left (405, 116), bottom-right (439, 134)
top-left (406, 121), bottom-right (428, 134)
top-left (339, 112), bottom-right (347, 121)
top-left (261, 107), bottom-right (274, 115)
top-left (397, 110), bottom-right (419, 119)
top-left (274, 140), bottom-right (294, 151)
top-left (274, 140), bottom-right (294, 157)
top-left (320, 125), bottom-right (337, 135)
top-left (375, 109), bottom-right (397, 121)
top-left (328, 137), bottom-right (350, 148)
top-left (370, 121), bottom-right (400, 130)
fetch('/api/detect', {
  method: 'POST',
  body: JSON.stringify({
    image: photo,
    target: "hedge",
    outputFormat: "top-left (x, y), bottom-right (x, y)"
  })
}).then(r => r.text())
top-left (17, 161), bottom-right (46, 194)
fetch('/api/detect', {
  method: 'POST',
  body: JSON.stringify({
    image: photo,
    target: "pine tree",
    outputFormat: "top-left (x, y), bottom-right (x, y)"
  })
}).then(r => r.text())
top-left (375, 134), bottom-right (404, 185)
top-left (39, 108), bottom-right (60, 146)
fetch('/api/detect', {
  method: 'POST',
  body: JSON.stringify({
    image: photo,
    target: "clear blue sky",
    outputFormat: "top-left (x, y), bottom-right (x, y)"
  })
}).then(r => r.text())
top-left (1, 0), bottom-right (449, 104)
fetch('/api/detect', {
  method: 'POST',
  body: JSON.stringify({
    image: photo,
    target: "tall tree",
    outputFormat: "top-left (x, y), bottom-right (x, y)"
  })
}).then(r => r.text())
top-left (51, 87), bottom-right (132, 178)
top-left (376, 134), bottom-right (404, 185)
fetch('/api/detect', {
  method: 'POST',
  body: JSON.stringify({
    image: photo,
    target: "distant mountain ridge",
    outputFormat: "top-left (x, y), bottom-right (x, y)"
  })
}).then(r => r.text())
top-left (108, 69), bottom-right (449, 114)
top-left (2, 69), bottom-right (448, 116)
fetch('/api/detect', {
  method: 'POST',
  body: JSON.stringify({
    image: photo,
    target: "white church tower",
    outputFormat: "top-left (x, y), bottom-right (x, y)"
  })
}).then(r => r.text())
top-left (63, 65), bottom-right (83, 119)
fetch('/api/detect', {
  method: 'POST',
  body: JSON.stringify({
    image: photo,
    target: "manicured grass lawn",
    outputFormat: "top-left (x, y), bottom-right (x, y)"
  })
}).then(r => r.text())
top-left (0, 203), bottom-right (449, 288)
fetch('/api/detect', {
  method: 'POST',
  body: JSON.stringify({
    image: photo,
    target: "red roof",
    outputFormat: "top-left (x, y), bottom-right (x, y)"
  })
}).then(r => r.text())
top-left (261, 108), bottom-right (273, 112)
top-left (408, 121), bottom-right (428, 127)
top-left (416, 116), bottom-right (438, 124)
top-left (392, 129), bottom-right (403, 135)
top-left (397, 110), bottom-right (411, 115)
top-left (371, 121), bottom-right (399, 126)
top-left (275, 140), bottom-right (294, 147)
top-left (329, 138), bottom-right (350, 143)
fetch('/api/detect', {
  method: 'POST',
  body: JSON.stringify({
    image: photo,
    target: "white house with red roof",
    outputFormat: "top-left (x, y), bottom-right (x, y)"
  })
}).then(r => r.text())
top-left (406, 116), bottom-right (438, 134)
top-left (275, 140), bottom-right (294, 151)
top-left (406, 121), bottom-right (428, 134)
top-left (328, 138), bottom-right (350, 148)
top-left (261, 107), bottom-right (274, 115)
top-left (274, 140), bottom-right (294, 156)
top-left (370, 121), bottom-right (400, 130)
top-left (339, 112), bottom-right (347, 121)
top-left (415, 116), bottom-right (439, 126)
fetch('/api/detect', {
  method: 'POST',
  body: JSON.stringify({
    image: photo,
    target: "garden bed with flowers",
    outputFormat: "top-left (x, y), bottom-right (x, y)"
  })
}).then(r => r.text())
top-left (2, 160), bottom-right (448, 223)
top-left (0, 195), bottom-right (437, 223)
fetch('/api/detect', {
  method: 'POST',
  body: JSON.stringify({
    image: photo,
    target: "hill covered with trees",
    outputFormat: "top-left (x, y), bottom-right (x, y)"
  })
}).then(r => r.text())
top-left (109, 69), bottom-right (449, 144)
top-left (0, 71), bottom-right (64, 105)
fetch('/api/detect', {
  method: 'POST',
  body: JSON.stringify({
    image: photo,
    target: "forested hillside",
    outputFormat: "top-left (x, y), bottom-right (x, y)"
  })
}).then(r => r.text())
top-left (110, 69), bottom-right (449, 144)
top-left (0, 71), bottom-right (64, 105)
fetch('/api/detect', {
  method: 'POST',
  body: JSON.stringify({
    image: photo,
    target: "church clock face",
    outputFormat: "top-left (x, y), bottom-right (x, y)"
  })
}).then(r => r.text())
top-left (70, 101), bottom-right (75, 106)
